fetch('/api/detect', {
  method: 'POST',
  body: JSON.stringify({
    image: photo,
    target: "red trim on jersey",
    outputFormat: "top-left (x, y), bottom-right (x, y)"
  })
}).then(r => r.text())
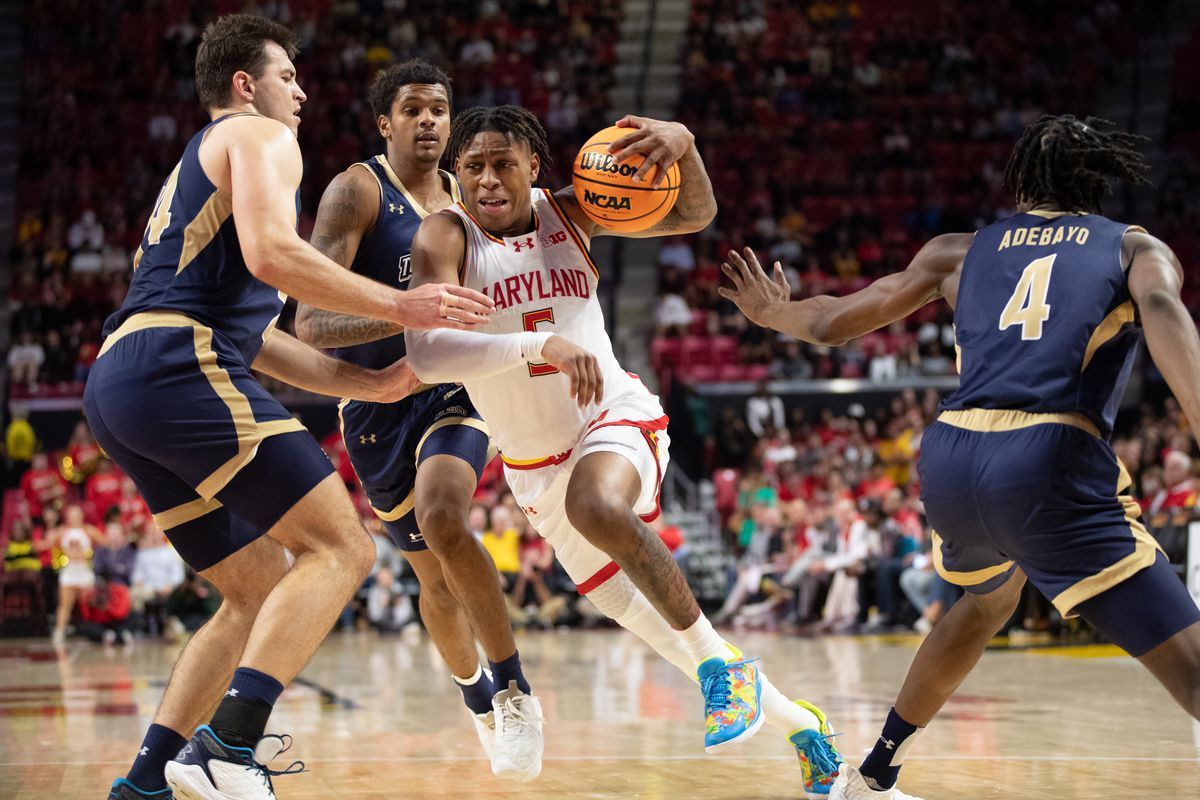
top-left (576, 560), bottom-right (622, 595)
top-left (456, 201), bottom-right (506, 244)
top-left (543, 189), bottom-right (600, 280)
top-left (501, 449), bottom-right (573, 470)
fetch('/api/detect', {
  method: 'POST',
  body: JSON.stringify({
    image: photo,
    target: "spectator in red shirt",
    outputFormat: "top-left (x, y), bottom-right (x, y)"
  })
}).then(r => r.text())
top-left (67, 422), bottom-right (102, 479)
top-left (1148, 450), bottom-right (1196, 514)
top-left (85, 458), bottom-right (124, 521)
top-left (117, 477), bottom-right (151, 532)
top-left (20, 452), bottom-right (68, 520)
top-left (78, 576), bottom-right (133, 645)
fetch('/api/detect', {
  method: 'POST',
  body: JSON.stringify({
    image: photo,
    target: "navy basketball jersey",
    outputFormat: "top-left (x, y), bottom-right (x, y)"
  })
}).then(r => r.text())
top-left (103, 113), bottom-right (294, 365)
top-left (331, 156), bottom-right (461, 370)
top-left (942, 211), bottom-right (1146, 438)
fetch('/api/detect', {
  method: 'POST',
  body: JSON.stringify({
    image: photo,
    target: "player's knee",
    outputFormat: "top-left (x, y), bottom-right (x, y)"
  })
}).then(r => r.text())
top-left (565, 493), bottom-right (636, 549)
top-left (415, 503), bottom-right (471, 556)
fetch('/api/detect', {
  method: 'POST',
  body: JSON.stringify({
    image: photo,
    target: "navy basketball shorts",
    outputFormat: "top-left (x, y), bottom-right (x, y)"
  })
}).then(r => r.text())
top-left (83, 313), bottom-right (334, 571)
top-left (919, 408), bottom-right (1199, 655)
top-left (339, 384), bottom-right (490, 552)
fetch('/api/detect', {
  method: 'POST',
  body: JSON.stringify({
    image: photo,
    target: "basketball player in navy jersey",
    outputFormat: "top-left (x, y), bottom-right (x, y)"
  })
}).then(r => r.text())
top-left (88, 16), bottom-right (493, 800)
top-left (721, 115), bottom-right (1200, 800)
top-left (293, 61), bottom-right (543, 781)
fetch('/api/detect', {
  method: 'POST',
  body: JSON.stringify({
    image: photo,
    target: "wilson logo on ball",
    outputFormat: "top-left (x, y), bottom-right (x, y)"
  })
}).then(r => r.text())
top-left (583, 189), bottom-right (633, 210)
top-left (579, 152), bottom-right (640, 178)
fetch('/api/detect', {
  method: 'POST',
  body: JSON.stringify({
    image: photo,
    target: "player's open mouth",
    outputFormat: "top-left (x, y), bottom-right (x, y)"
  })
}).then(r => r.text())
top-left (478, 198), bottom-right (507, 214)
top-left (417, 133), bottom-right (438, 144)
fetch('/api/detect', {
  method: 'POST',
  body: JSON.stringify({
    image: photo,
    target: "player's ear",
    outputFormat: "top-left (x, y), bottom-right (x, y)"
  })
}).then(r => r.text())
top-left (378, 115), bottom-right (391, 141)
top-left (529, 153), bottom-right (540, 184)
top-left (232, 70), bottom-right (255, 104)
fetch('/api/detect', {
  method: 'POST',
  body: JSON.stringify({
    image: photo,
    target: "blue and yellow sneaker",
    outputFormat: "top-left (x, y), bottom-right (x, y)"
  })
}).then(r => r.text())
top-left (106, 779), bottom-right (173, 799)
top-left (788, 699), bottom-right (843, 797)
top-left (164, 725), bottom-right (303, 800)
top-left (698, 649), bottom-right (765, 752)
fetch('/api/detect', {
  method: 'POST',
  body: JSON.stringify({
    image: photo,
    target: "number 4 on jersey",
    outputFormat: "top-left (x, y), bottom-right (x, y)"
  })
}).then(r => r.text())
top-left (999, 254), bottom-right (1056, 340)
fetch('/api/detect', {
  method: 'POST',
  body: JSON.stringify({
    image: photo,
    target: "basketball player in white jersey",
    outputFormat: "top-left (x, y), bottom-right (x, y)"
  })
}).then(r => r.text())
top-left (405, 106), bottom-right (843, 796)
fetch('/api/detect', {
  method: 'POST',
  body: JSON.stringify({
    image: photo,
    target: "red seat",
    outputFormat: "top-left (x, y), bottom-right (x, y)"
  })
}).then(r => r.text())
top-left (681, 336), bottom-right (711, 366)
top-left (744, 363), bottom-right (771, 382)
top-left (650, 337), bottom-right (683, 370)
top-left (717, 363), bottom-right (747, 382)
top-left (681, 363), bottom-right (719, 383)
top-left (711, 336), bottom-right (739, 365)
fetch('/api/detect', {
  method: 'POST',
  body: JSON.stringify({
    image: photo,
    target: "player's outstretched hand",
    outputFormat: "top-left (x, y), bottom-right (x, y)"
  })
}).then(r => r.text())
top-left (608, 115), bottom-right (694, 187)
top-left (398, 283), bottom-right (495, 330)
top-left (718, 247), bottom-right (791, 328)
top-left (373, 357), bottom-right (424, 404)
top-left (540, 335), bottom-right (604, 408)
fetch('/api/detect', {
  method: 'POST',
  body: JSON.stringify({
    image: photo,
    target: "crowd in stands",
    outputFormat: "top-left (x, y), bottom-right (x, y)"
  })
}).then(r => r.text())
top-left (10, 0), bottom-right (621, 398)
top-left (705, 384), bottom-right (1197, 637)
top-left (4, 384), bottom-right (1196, 644)
top-left (652, 0), bottom-right (1190, 389)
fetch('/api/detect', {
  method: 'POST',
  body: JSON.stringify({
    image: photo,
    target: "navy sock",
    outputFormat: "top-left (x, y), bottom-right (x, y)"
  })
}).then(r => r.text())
top-left (209, 667), bottom-right (285, 748)
top-left (489, 651), bottom-right (531, 695)
top-left (126, 723), bottom-right (187, 791)
top-left (453, 665), bottom-right (495, 715)
top-left (859, 707), bottom-right (921, 791)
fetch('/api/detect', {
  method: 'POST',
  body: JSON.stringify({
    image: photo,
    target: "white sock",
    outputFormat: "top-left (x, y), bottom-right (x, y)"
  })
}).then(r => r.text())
top-left (451, 663), bottom-right (484, 685)
top-left (676, 614), bottom-right (731, 665)
top-left (761, 677), bottom-right (822, 734)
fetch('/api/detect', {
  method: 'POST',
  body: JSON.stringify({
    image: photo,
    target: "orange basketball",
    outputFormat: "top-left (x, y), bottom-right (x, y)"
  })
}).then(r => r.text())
top-left (572, 125), bottom-right (681, 233)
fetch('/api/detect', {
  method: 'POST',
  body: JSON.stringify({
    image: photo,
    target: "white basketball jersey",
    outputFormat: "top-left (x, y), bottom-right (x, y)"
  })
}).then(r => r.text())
top-left (445, 188), bottom-right (661, 460)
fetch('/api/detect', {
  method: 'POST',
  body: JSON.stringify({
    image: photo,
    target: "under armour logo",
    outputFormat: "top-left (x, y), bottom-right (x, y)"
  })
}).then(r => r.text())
top-left (360, 434), bottom-right (377, 445)
top-left (521, 505), bottom-right (537, 516)
top-left (410, 532), bottom-right (423, 542)
top-left (225, 688), bottom-right (239, 698)
top-left (388, 203), bottom-right (403, 214)
top-left (511, 237), bottom-right (535, 252)
top-left (881, 737), bottom-right (896, 750)
top-left (138, 746), bottom-right (149, 757)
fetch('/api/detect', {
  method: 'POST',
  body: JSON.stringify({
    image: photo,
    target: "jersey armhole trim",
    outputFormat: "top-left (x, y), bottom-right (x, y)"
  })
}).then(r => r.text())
top-left (349, 162), bottom-right (384, 234)
top-left (542, 189), bottom-right (599, 280)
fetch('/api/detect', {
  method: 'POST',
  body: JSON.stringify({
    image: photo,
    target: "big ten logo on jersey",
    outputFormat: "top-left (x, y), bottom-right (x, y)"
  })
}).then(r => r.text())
top-left (398, 254), bottom-right (412, 285)
top-left (541, 230), bottom-right (568, 249)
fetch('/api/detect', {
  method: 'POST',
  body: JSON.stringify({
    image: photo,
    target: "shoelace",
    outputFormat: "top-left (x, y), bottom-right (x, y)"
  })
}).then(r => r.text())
top-left (700, 658), bottom-right (759, 712)
top-left (797, 731), bottom-right (842, 778)
top-left (252, 734), bottom-right (307, 793)
top-left (497, 696), bottom-right (543, 741)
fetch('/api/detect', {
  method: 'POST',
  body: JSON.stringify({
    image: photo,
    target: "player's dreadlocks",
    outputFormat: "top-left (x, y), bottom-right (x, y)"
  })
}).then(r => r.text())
top-left (446, 105), bottom-right (553, 172)
top-left (1003, 114), bottom-right (1151, 213)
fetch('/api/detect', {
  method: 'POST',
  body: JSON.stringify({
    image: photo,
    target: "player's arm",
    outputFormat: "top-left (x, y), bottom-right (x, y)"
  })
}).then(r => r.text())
top-left (294, 168), bottom-right (404, 347)
top-left (224, 117), bottom-right (492, 330)
top-left (1126, 232), bottom-right (1200, 431)
top-left (403, 214), bottom-right (604, 405)
top-left (554, 115), bottom-right (717, 240)
top-left (252, 329), bottom-right (421, 403)
top-left (719, 234), bottom-right (970, 346)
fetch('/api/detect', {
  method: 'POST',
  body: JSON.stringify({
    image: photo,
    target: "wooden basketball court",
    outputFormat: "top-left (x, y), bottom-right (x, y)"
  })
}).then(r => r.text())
top-left (1, 629), bottom-right (1196, 798)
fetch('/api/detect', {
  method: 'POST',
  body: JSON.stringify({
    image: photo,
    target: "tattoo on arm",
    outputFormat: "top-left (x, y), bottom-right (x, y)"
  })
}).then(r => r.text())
top-left (295, 307), bottom-right (404, 349)
top-left (648, 147), bottom-right (717, 234)
top-left (296, 173), bottom-right (403, 348)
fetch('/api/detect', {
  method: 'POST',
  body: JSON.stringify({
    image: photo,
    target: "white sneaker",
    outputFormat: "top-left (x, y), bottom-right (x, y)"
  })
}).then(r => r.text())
top-left (472, 710), bottom-right (495, 760)
top-left (830, 764), bottom-right (924, 800)
top-left (166, 725), bottom-right (303, 800)
top-left (490, 680), bottom-right (544, 781)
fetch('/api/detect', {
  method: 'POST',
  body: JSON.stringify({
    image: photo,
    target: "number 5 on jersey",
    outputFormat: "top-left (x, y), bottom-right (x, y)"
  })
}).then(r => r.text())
top-left (523, 308), bottom-right (559, 376)
top-left (999, 254), bottom-right (1056, 340)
